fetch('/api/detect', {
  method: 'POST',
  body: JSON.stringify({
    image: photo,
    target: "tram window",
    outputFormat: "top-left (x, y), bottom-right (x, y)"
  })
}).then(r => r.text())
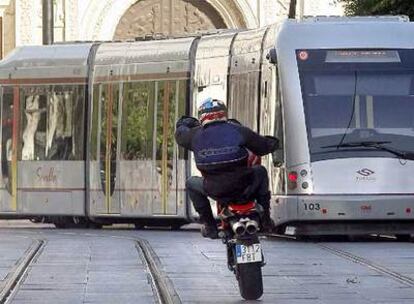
top-left (99, 85), bottom-right (109, 166)
top-left (156, 81), bottom-right (177, 162)
top-left (177, 80), bottom-right (187, 160)
top-left (121, 82), bottom-right (155, 160)
top-left (120, 80), bottom-right (187, 162)
top-left (93, 83), bottom-right (119, 195)
top-left (90, 84), bottom-right (101, 161)
top-left (273, 70), bottom-right (284, 164)
top-left (19, 85), bottom-right (85, 161)
top-left (1, 88), bottom-right (13, 162)
top-left (111, 85), bottom-right (119, 161)
top-left (1, 87), bottom-right (14, 189)
top-left (372, 96), bottom-right (414, 129)
top-left (307, 96), bottom-right (355, 130)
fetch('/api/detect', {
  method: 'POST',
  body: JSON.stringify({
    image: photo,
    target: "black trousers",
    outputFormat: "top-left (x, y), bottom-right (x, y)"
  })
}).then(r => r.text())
top-left (186, 165), bottom-right (271, 224)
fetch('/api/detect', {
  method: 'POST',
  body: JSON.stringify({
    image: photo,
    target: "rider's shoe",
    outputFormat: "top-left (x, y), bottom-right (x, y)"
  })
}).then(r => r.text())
top-left (201, 223), bottom-right (219, 239)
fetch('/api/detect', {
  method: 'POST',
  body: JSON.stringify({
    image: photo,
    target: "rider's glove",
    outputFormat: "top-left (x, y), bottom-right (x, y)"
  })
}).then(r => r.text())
top-left (176, 116), bottom-right (201, 129)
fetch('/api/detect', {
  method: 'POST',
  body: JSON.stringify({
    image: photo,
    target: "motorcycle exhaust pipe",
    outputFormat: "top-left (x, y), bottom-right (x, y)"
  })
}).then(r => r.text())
top-left (232, 221), bottom-right (246, 236)
top-left (245, 220), bottom-right (259, 235)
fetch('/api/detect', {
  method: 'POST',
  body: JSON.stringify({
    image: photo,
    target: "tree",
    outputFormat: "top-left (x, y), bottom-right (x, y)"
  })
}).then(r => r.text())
top-left (338, 0), bottom-right (414, 20)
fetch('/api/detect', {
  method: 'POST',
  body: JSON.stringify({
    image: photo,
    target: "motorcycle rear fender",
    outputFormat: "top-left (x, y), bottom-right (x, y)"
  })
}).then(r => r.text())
top-left (228, 201), bottom-right (256, 215)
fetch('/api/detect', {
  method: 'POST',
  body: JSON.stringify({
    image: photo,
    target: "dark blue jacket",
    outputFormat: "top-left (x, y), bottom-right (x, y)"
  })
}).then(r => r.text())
top-left (175, 117), bottom-right (278, 201)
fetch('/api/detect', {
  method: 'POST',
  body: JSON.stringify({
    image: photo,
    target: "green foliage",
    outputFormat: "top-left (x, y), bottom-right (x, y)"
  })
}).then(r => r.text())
top-left (338, 0), bottom-right (414, 20)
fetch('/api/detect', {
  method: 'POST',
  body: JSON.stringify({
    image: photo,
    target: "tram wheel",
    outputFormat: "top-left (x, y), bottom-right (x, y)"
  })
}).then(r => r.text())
top-left (54, 222), bottom-right (67, 229)
top-left (170, 224), bottom-right (182, 230)
top-left (71, 217), bottom-right (89, 228)
top-left (88, 222), bottom-right (103, 229)
top-left (134, 223), bottom-right (145, 230)
top-left (395, 234), bottom-right (411, 242)
top-left (53, 217), bottom-right (69, 229)
top-left (30, 217), bottom-right (45, 223)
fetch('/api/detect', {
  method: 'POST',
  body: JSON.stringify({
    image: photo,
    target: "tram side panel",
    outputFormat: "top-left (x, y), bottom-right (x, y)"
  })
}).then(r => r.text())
top-left (256, 25), bottom-right (291, 229)
top-left (228, 28), bottom-right (268, 132)
top-left (18, 84), bottom-right (87, 215)
top-left (0, 45), bottom-right (92, 218)
top-left (188, 32), bottom-right (238, 219)
top-left (89, 39), bottom-right (194, 221)
top-left (117, 78), bottom-right (189, 218)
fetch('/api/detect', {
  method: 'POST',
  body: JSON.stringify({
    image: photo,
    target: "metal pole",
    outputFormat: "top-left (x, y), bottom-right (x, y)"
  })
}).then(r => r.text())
top-left (0, 16), bottom-right (3, 58)
top-left (42, 0), bottom-right (54, 45)
top-left (288, 0), bottom-right (297, 19)
top-left (299, 0), bottom-right (305, 20)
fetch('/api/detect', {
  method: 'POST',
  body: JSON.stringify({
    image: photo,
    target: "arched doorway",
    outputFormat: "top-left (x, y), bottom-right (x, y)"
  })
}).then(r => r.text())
top-left (114, 0), bottom-right (227, 39)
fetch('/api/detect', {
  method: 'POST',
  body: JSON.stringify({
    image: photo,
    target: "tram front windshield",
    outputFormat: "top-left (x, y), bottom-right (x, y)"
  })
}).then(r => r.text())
top-left (297, 49), bottom-right (414, 162)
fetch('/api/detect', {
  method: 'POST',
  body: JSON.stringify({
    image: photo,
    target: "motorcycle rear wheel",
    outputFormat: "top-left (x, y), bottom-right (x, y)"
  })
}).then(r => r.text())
top-left (236, 262), bottom-right (263, 300)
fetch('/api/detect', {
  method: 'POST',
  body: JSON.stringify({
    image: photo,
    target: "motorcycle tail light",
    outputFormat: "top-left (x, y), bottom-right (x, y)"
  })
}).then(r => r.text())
top-left (406, 208), bottom-right (411, 214)
top-left (288, 171), bottom-right (298, 190)
top-left (229, 201), bottom-right (255, 214)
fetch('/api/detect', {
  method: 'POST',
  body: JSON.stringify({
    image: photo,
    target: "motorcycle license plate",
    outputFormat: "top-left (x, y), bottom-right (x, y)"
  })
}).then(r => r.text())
top-left (235, 244), bottom-right (262, 264)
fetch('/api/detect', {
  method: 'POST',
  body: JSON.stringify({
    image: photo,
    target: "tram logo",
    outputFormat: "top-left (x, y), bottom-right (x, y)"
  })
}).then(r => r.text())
top-left (36, 167), bottom-right (58, 184)
top-left (357, 168), bottom-right (375, 177)
top-left (356, 168), bottom-right (376, 181)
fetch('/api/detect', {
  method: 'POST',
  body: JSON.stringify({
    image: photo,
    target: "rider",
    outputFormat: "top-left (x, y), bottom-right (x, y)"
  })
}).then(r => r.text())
top-left (175, 98), bottom-right (279, 239)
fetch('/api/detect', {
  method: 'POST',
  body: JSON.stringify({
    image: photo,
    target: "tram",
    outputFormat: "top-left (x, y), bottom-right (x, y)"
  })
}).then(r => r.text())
top-left (0, 23), bottom-right (277, 228)
top-left (1, 16), bottom-right (414, 237)
top-left (271, 16), bottom-right (414, 238)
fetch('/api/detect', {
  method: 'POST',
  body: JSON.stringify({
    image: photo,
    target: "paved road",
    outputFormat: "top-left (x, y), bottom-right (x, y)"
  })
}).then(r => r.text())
top-left (0, 221), bottom-right (414, 303)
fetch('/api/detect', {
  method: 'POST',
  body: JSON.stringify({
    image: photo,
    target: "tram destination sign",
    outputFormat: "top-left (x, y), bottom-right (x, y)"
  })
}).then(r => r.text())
top-left (325, 50), bottom-right (401, 63)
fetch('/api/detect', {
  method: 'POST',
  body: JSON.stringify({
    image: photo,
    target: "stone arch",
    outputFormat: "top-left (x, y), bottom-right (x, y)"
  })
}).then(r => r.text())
top-left (114, 0), bottom-right (227, 39)
top-left (79, 0), bottom-right (257, 41)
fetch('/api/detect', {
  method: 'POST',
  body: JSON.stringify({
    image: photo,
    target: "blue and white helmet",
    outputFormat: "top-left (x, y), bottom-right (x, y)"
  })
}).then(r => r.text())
top-left (198, 98), bottom-right (228, 126)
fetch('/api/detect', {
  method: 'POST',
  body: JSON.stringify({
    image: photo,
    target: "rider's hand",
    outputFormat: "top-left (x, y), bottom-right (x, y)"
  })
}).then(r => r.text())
top-left (176, 116), bottom-right (201, 129)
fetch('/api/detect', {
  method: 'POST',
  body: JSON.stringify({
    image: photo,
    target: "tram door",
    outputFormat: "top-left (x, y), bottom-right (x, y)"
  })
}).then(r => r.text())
top-left (90, 83), bottom-right (121, 215)
top-left (119, 80), bottom-right (186, 217)
top-left (0, 86), bottom-right (18, 212)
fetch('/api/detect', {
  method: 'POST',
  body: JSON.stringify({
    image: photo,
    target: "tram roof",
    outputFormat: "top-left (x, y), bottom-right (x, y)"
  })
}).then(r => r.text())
top-left (0, 44), bottom-right (93, 82)
top-left (277, 17), bottom-right (414, 50)
top-left (94, 37), bottom-right (196, 66)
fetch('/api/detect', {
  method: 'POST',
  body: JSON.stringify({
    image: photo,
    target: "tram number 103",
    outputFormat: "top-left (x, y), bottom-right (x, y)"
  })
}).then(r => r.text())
top-left (303, 203), bottom-right (321, 211)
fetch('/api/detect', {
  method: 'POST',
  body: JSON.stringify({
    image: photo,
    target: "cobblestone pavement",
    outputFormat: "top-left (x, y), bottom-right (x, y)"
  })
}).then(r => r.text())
top-left (0, 221), bottom-right (414, 303)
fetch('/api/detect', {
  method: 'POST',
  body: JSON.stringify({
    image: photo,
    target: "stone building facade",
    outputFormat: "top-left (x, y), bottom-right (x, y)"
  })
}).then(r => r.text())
top-left (0, 0), bottom-right (343, 58)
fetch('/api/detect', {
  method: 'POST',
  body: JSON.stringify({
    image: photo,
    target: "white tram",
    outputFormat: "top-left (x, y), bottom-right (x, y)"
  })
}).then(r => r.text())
top-left (0, 25), bottom-right (278, 228)
top-left (1, 16), bottom-right (414, 237)
top-left (272, 16), bottom-right (414, 238)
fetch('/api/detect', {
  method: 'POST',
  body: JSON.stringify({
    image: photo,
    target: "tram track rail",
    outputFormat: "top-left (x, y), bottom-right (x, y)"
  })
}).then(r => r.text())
top-left (136, 239), bottom-right (181, 304)
top-left (317, 243), bottom-right (414, 287)
top-left (32, 230), bottom-right (181, 304)
top-left (0, 239), bottom-right (45, 304)
top-left (266, 233), bottom-right (414, 287)
top-left (266, 234), bottom-right (414, 287)
top-left (0, 229), bottom-right (181, 304)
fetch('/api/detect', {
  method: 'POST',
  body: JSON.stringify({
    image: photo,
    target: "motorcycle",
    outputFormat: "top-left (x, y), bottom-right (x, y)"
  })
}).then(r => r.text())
top-left (217, 152), bottom-right (265, 300)
top-left (217, 199), bottom-right (265, 300)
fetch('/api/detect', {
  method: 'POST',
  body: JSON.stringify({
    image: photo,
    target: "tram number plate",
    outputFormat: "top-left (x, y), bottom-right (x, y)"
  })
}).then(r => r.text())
top-left (235, 244), bottom-right (262, 264)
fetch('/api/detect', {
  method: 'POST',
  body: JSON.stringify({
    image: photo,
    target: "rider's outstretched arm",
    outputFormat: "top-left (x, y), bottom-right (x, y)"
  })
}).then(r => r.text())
top-left (239, 125), bottom-right (279, 156)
